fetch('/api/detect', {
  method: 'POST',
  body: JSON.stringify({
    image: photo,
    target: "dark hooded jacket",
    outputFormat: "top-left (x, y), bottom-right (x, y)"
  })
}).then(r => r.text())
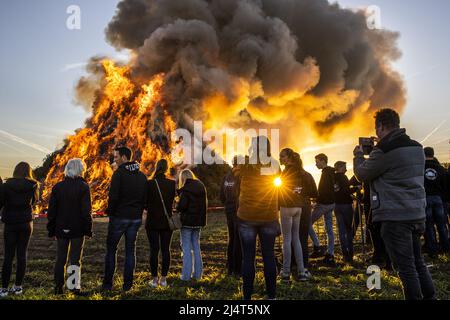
top-left (334, 173), bottom-right (358, 204)
top-left (0, 178), bottom-right (39, 224)
top-left (279, 165), bottom-right (306, 208)
top-left (106, 161), bottom-right (148, 220)
top-left (47, 177), bottom-right (93, 238)
top-left (317, 166), bottom-right (336, 205)
top-left (299, 169), bottom-right (318, 202)
top-left (424, 158), bottom-right (447, 198)
top-left (220, 171), bottom-right (239, 215)
top-left (146, 173), bottom-right (176, 230)
top-left (176, 179), bottom-right (208, 228)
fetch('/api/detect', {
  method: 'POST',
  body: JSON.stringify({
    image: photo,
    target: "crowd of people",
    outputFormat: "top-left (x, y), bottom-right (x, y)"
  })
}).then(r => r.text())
top-left (0, 108), bottom-right (449, 300)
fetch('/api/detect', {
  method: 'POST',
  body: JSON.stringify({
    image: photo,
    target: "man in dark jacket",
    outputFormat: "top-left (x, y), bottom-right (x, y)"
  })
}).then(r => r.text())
top-left (220, 156), bottom-right (242, 276)
top-left (354, 108), bottom-right (435, 300)
top-left (423, 147), bottom-right (449, 255)
top-left (103, 146), bottom-right (148, 292)
top-left (333, 161), bottom-right (354, 263)
top-left (309, 153), bottom-right (336, 266)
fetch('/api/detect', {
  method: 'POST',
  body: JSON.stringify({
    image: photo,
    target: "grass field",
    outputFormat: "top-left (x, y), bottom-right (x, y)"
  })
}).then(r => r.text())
top-left (0, 211), bottom-right (449, 300)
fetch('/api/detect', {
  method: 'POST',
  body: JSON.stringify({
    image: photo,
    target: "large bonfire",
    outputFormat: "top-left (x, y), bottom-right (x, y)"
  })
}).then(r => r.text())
top-left (42, 60), bottom-right (176, 212)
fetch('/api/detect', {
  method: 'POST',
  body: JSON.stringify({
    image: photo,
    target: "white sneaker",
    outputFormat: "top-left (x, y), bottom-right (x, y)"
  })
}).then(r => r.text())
top-left (149, 279), bottom-right (159, 288)
top-left (0, 288), bottom-right (9, 298)
top-left (304, 269), bottom-right (312, 279)
top-left (159, 279), bottom-right (168, 287)
top-left (10, 285), bottom-right (23, 295)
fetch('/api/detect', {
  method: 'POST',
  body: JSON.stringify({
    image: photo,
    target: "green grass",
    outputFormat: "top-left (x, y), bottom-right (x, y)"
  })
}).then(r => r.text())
top-left (0, 212), bottom-right (449, 300)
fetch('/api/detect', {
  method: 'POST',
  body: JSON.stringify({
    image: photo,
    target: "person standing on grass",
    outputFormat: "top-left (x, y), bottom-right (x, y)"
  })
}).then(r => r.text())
top-left (177, 169), bottom-right (208, 282)
top-left (308, 153), bottom-right (337, 266)
top-left (0, 162), bottom-right (39, 298)
top-left (47, 158), bottom-right (93, 296)
top-left (291, 153), bottom-right (317, 275)
top-left (354, 108), bottom-right (436, 300)
top-left (278, 148), bottom-right (308, 282)
top-left (103, 146), bottom-right (148, 292)
top-left (423, 147), bottom-right (449, 256)
top-left (220, 155), bottom-right (242, 277)
top-left (333, 161), bottom-right (355, 263)
top-left (233, 136), bottom-right (281, 300)
top-left (145, 159), bottom-right (176, 288)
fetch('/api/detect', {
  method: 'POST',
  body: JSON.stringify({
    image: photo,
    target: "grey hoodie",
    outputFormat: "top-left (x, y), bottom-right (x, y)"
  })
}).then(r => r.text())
top-left (353, 128), bottom-right (426, 223)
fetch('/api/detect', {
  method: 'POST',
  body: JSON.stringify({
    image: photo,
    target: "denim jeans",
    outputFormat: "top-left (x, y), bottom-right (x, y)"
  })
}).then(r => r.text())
top-left (425, 195), bottom-right (450, 254)
top-left (103, 217), bottom-right (142, 289)
top-left (180, 227), bottom-right (203, 281)
top-left (239, 219), bottom-right (280, 300)
top-left (309, 203), bottom-right (335, 255)
top-left (280, 207), bottom-right (304, 276)
top-left (334, 204), bottom-right (354, 259)
top-left (381, 220), bottom-right (436, 300)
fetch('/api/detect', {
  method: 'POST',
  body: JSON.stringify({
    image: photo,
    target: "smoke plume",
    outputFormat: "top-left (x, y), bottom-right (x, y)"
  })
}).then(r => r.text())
top-left (85, 0), bottom-right (406, 146)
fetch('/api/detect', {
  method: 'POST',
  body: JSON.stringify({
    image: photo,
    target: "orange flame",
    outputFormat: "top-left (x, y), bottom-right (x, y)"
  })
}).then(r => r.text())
top-left (42, 60), bottom-right (175, 212)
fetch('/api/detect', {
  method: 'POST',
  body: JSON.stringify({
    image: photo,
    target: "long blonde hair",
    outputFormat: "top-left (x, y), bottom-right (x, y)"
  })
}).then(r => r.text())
top-left (178, 169), bottom-right (197, 189)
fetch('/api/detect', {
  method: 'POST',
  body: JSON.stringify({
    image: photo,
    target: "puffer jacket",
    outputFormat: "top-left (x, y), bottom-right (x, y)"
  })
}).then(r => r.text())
top-left (0, 178), bottom-right (39, 224)
top-left (354, 128), bottom-right (426, 223)
top-left (176, 179), bottom-right (208, 227)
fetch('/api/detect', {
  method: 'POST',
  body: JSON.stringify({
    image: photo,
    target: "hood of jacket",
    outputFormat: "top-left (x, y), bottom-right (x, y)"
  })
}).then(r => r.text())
top-left (119, 161), bottom-right (141, 173)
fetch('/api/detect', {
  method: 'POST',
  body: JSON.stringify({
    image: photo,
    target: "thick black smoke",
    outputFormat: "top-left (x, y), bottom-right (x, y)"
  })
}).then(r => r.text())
top-left (100, 0), bottom-right (405, 137)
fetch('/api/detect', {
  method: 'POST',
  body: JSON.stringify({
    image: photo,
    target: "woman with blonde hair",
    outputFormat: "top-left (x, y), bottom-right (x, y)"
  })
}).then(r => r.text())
top-left (176, 169), bottom-right (208, 281)
top-left (47, 158), bottom-right (93, 295)
top-left (0, 162), bottom-right (39, 297)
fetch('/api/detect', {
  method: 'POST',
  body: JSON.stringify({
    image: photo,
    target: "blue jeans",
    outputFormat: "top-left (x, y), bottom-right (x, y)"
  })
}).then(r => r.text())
top-left (309, 203), bottom-right (335, 255)
top-left (425, 195), bottom-right (450, 254)
top-left (103, 217), bottom-right (142, 289)
top-left (334, 204), bottom-right (354, 259)
top-left (180, 227), bottom-right (203, 281)
top-left (239, 219), bottom-right (280, 300)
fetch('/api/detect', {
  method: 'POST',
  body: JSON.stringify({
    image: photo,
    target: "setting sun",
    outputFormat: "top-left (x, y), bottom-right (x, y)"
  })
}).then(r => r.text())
top-left (274, 177), bottom-right (282, 187)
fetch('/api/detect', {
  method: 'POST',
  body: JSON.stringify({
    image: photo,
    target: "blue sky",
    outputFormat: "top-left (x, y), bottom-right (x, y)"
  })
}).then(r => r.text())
top-left (0, 0), bottom-right (449, 178)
